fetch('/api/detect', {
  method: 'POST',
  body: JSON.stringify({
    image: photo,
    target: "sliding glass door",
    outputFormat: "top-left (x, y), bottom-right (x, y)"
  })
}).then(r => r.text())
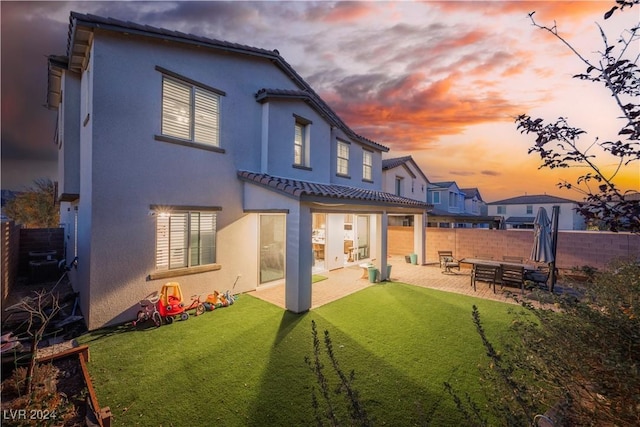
top-left (259, 214), bottom-right (286, 284)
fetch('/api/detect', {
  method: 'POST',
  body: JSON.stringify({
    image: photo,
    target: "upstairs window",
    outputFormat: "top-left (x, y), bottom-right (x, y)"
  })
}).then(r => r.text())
top-left (395, 176), bottom-right (403, 196)
top-left (156, 210), bottom-right (217, 271)
top-left (161, 76), bottom-right (220, 146)
top-left (432, 191), bottom-right (441, 204)
top-left (497, 205), bottom-right (506, 214)
top-left (293, 115), bottom-right (312, 168)
top-left (294, 122), bottom-right (305, 166)
top-left (362, 151), bottom-right (373, 181)
top-left (449, 192), bottom-right (457, 208)
top-left (526, 205), bottom-right (533, 214)
top-left (337, 141), bottom-right (350, 176)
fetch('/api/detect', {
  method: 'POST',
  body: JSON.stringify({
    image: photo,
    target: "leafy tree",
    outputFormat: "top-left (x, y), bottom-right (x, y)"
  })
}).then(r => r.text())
top-left (4, 178), bottom-right (59, 228)
top-left (516, 0), bottom-right (639, 233)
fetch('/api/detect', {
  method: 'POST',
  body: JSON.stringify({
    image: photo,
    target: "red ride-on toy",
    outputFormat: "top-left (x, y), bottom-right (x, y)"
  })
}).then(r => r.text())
top-left (158, 282), bottom-right (188, 324)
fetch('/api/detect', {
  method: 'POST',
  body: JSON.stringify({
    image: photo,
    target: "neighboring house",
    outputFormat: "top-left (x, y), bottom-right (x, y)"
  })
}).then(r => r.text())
top-left (427, 182), bottom-right (498, 228)
top-left (428, 181), bottom-right (465, 214)
top-left (381, 156), bottom-right (429, 226)
top-left (487, 194), bottom-right (586, 230)
top-left (461, 188), bottom-right (486, 216)
top-left (46, 12), bottom-right (430, 329)
top-left (381, 156), bottom-right (429, 202)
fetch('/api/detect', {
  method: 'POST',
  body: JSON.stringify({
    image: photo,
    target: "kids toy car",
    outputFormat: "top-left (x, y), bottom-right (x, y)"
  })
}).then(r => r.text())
top-left (158, 282), bottom-right (187, 324)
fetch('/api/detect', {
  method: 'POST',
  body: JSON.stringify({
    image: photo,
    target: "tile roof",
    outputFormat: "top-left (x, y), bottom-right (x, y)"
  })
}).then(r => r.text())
top-left (255, 89), bottom-right (388, 151)
top-left (67, 12), bottom-right (279, 62)
top-left (238, 171), bottom-right (431, 209)
top-left (429, 181), bottom-right (456, 189)
top-left (381, 155), bottom-right (431, 184)
top-left (382, 156), bottom-right (413, 170)
top-left (460, 188), bottom-right (484, 201)
top-left (505, 216), bottom-right (535, 224)
top-left (488, 194), bottom-right (578, 205)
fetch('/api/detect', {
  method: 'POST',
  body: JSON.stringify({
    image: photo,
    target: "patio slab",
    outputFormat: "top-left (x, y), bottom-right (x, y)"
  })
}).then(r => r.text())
top-left (249, 256), bottom-right (533, 309)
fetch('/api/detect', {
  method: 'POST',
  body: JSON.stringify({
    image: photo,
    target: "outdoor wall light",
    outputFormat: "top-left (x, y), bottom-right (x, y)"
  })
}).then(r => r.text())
top-left (149, 205), bottom-right (172, 218)
top-left (148, 210), bottom-right (171, 218)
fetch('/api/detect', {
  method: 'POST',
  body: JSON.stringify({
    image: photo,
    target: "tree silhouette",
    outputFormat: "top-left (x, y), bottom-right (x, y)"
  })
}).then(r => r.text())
top-left (516, 0), bottom-right (639, 233)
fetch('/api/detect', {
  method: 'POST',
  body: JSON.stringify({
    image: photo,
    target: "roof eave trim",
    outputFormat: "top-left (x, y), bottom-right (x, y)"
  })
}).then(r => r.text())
top-left (70, 15), bottom-right (281, 63)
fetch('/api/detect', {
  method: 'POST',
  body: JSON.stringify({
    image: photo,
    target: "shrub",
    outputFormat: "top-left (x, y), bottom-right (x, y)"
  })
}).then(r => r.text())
top-left (452, 260), bottom-right (640, 426)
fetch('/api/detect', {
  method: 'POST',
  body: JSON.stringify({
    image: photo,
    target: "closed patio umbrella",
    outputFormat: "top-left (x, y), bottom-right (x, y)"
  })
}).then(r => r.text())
top-left (531, 207), bottom-right (554, 263)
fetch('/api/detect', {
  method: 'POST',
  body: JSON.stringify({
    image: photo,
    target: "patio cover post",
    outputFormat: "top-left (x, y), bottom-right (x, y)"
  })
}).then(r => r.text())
top-left (285, 205), bottom-right (313, 312)
top-left (549, 205), bottom-right (560, 292)
top-left (375, 211), bottom-right (388, 281)
top-left (414, 212), bottom-right (425, 265)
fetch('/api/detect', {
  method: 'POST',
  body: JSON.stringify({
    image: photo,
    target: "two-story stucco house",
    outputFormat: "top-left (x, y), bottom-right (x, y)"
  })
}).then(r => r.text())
top-left (426, 182), bottom-right (496, 228)
top-left (487, 194), bottom-right (586, 230)
top-left (381, 156), bottom-right (430, 227)
top-left (46, 13), bottom-right (430, 329)
top-left (381, 156), bottom-right (429, 202)
top-left (427, 182), bottom-right (465, 214)
top-left (461, 188), bottom-right (486, 217)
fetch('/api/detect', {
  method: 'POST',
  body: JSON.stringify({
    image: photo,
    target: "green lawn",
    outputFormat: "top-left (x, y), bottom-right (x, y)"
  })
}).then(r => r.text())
top-left (78, 282), bottom-right (518, 426)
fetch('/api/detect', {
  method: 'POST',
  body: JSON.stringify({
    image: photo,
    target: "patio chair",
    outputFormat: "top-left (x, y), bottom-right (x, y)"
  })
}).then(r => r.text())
top-left (500, 265), bottom-right (525, 294)
top-left (438, 251), bottom-right (460, 273)
top-left (525, 266), bottom-right (551, 291)
top-left (471, 264), bottom-right (500, 293)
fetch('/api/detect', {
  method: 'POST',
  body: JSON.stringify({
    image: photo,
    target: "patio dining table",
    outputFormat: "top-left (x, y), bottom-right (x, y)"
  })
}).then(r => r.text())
top-left (460, 258), bottom-right (537, 272)
top-left (461, 258), bottom-right (538, 294)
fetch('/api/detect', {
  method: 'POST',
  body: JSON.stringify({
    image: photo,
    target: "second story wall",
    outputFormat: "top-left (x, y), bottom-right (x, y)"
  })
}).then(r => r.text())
top-left (260, 98), bottom-right (333, 182)
top-left (57, 71), bottom-right (81, 200)
top-left (428, 184), bottom-right (465, 213)
top-left (331, 130), bottom-right (383, 190)
top-left (382, 164), bottom-right (427, 202)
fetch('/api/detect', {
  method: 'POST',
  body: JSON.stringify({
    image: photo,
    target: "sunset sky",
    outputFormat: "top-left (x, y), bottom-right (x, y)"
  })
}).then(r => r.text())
top-left (1, 1), bottom-right (638, 202)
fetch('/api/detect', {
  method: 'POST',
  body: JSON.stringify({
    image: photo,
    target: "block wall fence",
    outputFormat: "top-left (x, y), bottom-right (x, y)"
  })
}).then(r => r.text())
top-left (389, 226), bottom-right (640, 271)
top-left (1, 224), bottom-right (66, 307)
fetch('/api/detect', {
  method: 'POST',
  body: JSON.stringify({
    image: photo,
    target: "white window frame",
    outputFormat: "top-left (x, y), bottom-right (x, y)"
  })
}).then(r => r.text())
top-left (526, 205), bottom-right (533, 214)
top-left (362, 151), bottom-right (373, 181)
top-left (160, 72), bottom-right (221, 147)
top-left (293, 115), bottom-right (312, 168)
top-left (497, 205), bottom-right (506, 214)
top-left (155, 210), bottom-right (217, 271)
top-left (337, 141), bottom-right (350, 176)
top-left (294, 122), bottom-right (306, 166)
top-left (432, 191), bottom-right (441, 204)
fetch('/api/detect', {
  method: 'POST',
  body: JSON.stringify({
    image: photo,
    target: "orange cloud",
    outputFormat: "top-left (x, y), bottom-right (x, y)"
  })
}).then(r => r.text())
top-left (322, 70), bottom-right (522, 151)
top-left (307, 2), bottom-right (376, 23)
top-left (430, 1), bottom-right (610, 22)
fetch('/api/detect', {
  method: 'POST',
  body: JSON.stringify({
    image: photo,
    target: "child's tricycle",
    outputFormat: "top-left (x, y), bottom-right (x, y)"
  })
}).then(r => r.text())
top-left (132, 294), bottom-right (162, 327)
top-left (158, 282), bottom-right (188, 324)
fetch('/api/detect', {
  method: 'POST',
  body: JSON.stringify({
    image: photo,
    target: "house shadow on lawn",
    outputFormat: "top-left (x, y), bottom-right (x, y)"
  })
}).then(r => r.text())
top-left (245, 307), bottom-right (460, 426)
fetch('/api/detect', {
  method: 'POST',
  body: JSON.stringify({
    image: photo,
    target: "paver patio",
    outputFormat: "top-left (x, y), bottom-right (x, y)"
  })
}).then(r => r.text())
top-left (250, 255), bottom-right (535, 309)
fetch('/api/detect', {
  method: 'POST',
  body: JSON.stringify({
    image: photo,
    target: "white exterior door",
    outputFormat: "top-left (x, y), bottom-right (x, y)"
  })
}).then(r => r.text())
top-left (326, 214), bottom-right (345, 270)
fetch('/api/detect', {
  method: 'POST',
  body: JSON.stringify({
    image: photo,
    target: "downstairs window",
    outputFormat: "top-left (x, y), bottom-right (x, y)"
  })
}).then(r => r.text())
top-left (156, 210), bottom-right (217, 271)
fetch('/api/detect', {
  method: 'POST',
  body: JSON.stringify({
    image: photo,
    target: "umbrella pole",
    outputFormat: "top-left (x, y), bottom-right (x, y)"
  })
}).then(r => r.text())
top-left (549, 206), bottom-right (560, 292)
